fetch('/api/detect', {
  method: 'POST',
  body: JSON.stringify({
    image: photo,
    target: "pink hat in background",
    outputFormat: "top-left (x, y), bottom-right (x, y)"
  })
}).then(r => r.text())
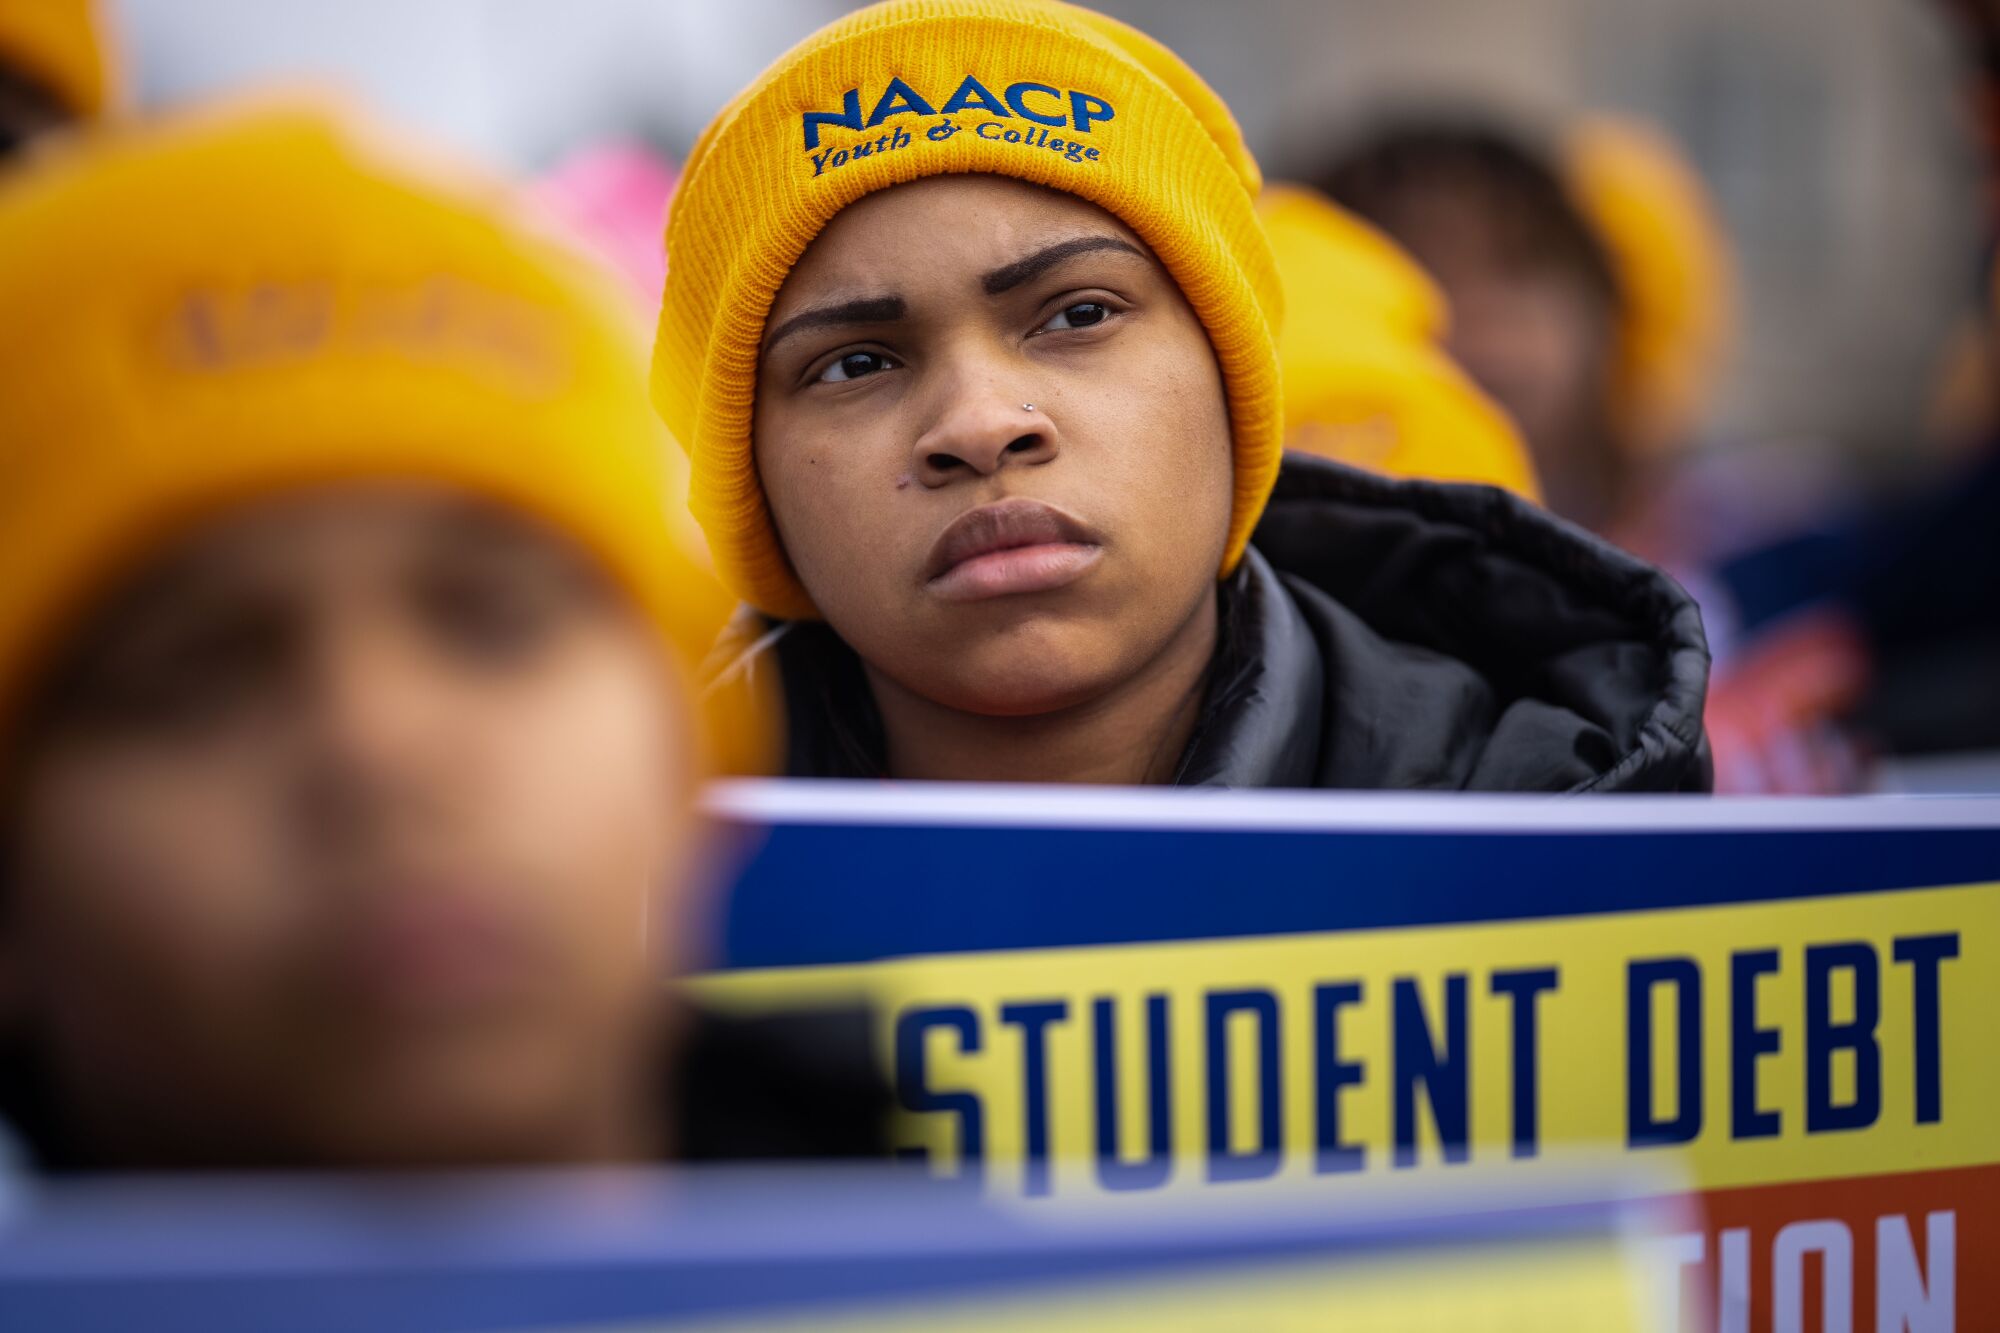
top-left (533, 139), bottom-right (679, 309)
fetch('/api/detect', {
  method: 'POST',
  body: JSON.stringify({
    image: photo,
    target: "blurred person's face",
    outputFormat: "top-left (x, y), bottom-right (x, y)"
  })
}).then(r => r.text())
top-left (753, 175), bottom-right (1233, 724)
top-left (1383, 191), bottom-right (1620, 527)
top-left (0, 68), bottom-right (72, 160)
top-left (1, 487), bottom-right (699, 1169)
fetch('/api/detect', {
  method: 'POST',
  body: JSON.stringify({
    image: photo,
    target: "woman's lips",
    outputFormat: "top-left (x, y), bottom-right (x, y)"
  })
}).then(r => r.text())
top-left (320, 885), bottom-right (546, 1020)
top-left (924, 498), bottom-right (1104, 603)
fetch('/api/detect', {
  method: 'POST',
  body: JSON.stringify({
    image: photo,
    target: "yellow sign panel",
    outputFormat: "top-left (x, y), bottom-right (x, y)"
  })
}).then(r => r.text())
top-left (697, 882), bottom-right (1991, 1199)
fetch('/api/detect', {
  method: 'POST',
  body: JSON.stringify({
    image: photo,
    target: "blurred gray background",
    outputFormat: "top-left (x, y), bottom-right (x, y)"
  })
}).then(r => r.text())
top-left (114, 0), bottom-right (1984, 469)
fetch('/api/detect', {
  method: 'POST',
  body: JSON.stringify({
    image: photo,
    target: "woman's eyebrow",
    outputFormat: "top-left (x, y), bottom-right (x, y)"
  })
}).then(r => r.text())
top-left (432, 501), bottom-right (572, 561)
top-left (763, 295), bottom-right (906, 353)
top-left (981, 235), bottom-right (1148, 295)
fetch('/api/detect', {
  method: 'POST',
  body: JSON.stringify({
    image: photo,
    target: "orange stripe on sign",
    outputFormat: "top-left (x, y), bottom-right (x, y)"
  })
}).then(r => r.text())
top-left (1657, 1163), bottom-right (1991, 1332)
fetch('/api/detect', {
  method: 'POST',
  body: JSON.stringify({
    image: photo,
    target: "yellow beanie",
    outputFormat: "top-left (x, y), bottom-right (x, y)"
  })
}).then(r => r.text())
top-left (654, 0), bottom-right (1283, 620)
top-left (0, 0), bottom-right (115, 118)
top-left (1260, 183), bottom-right (1540, 501)
top-left (0, 99), bottom-right (747, 768)
top-left (1564, 116), bottom-right (1735, 457)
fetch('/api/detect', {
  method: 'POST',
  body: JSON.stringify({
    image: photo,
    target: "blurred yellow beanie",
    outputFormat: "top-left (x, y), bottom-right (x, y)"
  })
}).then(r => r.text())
top-left (1259, 183), bottom-right (1540, 501)
top-left (0, 99), bottom-right (745, 767)
top-left (0, 0), bottom-right (115, 117)
top-left (1564, 116), bottom-right (1735, 456)
top-left (655, 0), bottom-right (1283, 620)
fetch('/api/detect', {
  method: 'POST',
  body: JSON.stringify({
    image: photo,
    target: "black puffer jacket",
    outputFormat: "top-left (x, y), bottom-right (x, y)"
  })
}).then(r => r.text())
top-left (717, 454), bottom-right (1713, 792)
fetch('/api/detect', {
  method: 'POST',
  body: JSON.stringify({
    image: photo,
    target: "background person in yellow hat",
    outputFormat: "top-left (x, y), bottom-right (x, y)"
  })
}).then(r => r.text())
top-left (0, 100), bottom-right (878, 1171)
top-left (1313, 113), bottom-right (1736, 540)
top-left (1313, 111), bottom-right (1893, 793)
top-left (663, 0), bottom-right (1710, 792)
top-left (1317, 119), bottom-right (1633, 533)
top-left (1257, 182), bottom-right (1540, 501)
top-left (0, 0), bottom-right (114, 160)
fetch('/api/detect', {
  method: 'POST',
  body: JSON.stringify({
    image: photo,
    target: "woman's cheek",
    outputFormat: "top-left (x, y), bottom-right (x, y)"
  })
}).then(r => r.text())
top-left (769, 426), bottom-right (912, 617)
top-left (20, 755), bottom-right (294, 1012)
top-left (478, 637), bottom-right (694, 948)
top-left (1083, 356), bottom-right (1226, 536)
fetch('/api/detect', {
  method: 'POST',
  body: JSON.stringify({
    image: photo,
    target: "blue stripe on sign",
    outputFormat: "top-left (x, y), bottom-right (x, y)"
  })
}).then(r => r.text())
top-left (0, 1203), bottom-right (1627, 1332)
top-left (715, 824), bottom-right (2000, 970)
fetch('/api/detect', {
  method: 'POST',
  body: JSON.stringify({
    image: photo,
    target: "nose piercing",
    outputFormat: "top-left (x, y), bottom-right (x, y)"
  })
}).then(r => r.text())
top-left (1022, 403), bottom-right (1036, 412)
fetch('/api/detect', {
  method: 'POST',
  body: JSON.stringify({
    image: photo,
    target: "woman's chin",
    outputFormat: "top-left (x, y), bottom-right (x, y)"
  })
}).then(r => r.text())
top-left (929, 661), bottom-right (1123, 721)
top-left (868, 622), bottom-right (1149, 719)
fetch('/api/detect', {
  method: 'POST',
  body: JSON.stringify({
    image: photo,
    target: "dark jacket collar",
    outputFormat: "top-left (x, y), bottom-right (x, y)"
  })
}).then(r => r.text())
top-left (1169, 549), bottom-right (1323, 787)
top-left (709, 455), bottom-right (1712, 793)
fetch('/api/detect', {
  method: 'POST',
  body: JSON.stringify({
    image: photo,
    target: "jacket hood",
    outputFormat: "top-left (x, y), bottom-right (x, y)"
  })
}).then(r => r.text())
top-left (709, 453), bottom-right (1711, 792)
top-left (1183, 453), bottom-right (1711, 791)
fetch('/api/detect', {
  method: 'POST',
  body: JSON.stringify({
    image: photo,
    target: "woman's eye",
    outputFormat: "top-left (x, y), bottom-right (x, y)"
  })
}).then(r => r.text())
top-left (65, 609), bottom-right (294, 736)
top-left (421, 572), bottom-right (565, 666)
top-left (816, 350), bottom-right (897, 384)
top-left (1040, 301), bottom-right (1111, 333)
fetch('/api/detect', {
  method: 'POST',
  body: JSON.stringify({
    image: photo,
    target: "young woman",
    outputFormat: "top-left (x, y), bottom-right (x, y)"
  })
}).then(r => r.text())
top-left (658, 0), bottom-right (1710, 792)
top-left (0, 104), bottom-right (878, 1171)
